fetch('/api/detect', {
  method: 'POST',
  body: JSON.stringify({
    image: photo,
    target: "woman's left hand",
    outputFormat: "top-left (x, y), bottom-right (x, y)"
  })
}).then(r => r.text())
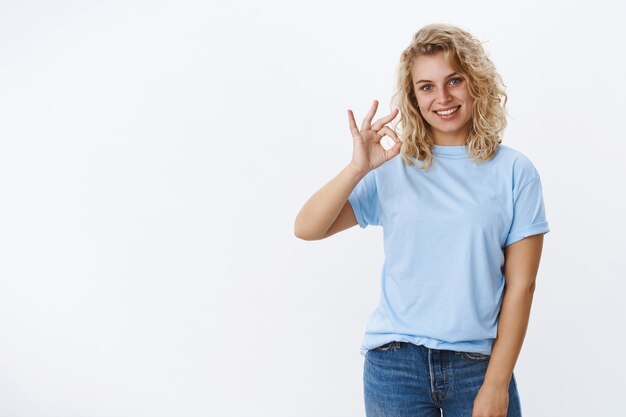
top-left (472, 383), bottom-right (509, 417)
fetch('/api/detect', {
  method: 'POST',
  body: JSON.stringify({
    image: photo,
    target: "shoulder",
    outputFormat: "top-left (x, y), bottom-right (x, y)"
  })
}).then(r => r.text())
top-left (495, 144), bottom-right (541, 183)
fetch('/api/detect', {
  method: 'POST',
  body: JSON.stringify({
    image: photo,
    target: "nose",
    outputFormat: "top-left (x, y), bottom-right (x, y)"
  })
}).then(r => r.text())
top-left (436, 87), bottom-right (452, 104)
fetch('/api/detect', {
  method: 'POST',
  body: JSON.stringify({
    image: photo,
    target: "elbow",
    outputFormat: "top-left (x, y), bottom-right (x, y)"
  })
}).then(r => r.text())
top-left (293, 218), bottom-right (320, 241)
top-left (294, 228), bottom-right (311, 240)
top-left (293, 216), bottom-right (306, 240)
top-left (294, 228), bottom-right (323, 241)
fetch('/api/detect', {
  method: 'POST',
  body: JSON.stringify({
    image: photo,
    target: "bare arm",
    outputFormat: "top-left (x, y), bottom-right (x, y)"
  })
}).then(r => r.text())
top-left (293, 164), bottom-right (364, 241)
top-left (293, 100), bottom-right (402, 241)
top-left (483, 233), bottom-right (544, 387)
top-left (472, 233), bottom-right (544, 415)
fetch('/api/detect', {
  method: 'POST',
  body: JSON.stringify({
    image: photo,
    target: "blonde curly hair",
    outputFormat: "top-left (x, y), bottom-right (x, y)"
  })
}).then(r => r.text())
top-left (390, 23), bottom-right (508, 170)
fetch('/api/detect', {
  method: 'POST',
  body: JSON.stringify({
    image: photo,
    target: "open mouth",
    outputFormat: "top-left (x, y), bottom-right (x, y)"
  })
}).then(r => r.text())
top-left (434, 105), bottom-right (460, 118)
top-left (435, 105), bottom-right (460, 115)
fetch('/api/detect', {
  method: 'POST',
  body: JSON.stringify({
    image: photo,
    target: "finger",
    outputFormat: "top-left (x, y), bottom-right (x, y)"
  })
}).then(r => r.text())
top-left (360, 100), bottom-right (379, 132)
top-left (384, 140), bottom-right (402, 161)
top-left (347, 110), bottom-right (360, 137)
top-left (371, 108), bottom-right (399, 131)
top-left (379, 126), bottom-right (401, 143)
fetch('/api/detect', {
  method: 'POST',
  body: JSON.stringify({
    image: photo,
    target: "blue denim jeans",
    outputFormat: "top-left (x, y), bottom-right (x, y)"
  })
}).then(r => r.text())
top-left (364, 341), bottom-right (522, 417)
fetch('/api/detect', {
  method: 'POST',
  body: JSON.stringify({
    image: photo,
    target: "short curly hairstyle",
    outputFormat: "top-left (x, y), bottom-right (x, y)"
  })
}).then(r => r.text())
top-left (390, 23), bottom-right (509, 170)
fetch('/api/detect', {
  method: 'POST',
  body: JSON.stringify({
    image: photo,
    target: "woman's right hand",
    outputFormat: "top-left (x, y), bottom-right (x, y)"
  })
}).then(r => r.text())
top-left (347, 99), bottom-right (402, 175)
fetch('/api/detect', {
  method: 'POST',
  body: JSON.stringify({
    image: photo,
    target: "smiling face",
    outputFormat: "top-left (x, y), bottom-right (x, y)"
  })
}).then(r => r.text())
top-left (411, 51), bottom-right (474, 146)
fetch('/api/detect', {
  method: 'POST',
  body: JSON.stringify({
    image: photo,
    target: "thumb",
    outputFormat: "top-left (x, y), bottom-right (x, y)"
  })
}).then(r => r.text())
top-left (385, 141), bottom-right (402, 161)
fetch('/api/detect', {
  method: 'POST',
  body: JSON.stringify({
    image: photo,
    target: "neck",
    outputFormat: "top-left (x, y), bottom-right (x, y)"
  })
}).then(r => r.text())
top-left (433, 139), bottom-right (467, 146)
top-left (432, 124), bottom-right (470, 146)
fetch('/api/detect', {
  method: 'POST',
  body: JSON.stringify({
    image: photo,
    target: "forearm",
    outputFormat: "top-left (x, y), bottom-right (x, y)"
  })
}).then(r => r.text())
top-left (294, 163), bottom-right (366, 240)
top-left (483, 287), bottom-right (535, 388)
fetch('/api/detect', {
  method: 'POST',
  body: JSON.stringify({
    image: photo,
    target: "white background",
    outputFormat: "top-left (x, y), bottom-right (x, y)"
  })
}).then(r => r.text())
top-left (1, 0), bottom-right (624, 416)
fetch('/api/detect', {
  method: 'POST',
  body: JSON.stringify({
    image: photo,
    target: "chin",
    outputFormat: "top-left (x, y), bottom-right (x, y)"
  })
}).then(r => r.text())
top-left (433, 124), bottom-right (463, 133)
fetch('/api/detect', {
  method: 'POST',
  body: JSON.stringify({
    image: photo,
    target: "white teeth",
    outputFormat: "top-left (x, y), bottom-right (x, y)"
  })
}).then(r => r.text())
top-left (436, 106), bottom-right (459, 115)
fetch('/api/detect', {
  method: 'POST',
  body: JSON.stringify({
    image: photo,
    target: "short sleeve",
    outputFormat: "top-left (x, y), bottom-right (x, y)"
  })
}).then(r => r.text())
top-left (504, 177), bottom-right (550, 247)
top-left (348, 169), bottom-right (382, 228)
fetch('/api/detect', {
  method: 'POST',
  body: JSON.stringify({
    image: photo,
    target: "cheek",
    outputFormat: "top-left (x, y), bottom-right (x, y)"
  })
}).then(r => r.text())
top-left (417, 96), bottom-right (431, 111)
top-left (463, 97), bottom-right (474, 114)
top-left (461, 89), bottom-right (473, 103)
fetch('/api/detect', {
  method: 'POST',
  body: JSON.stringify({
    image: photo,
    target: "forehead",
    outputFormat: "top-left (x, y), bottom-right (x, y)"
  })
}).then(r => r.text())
top-left (411, 52), bottom-right (458, 79)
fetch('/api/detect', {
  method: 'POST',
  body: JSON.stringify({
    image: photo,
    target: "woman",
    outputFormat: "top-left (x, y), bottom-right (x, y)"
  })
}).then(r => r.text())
top-left (294, 23), bottom-right (549, 417)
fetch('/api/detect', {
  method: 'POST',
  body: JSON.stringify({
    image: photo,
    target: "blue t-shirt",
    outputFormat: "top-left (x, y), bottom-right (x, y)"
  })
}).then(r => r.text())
top-left (348, 144), bottom-right (550, 357)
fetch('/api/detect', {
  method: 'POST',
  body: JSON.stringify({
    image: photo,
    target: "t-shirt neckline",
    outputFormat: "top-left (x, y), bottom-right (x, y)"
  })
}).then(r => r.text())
top-left (432, 144), bottom-right (468, 158)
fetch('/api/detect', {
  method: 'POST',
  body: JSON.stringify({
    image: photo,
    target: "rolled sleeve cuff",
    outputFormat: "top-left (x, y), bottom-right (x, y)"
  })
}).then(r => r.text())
top-left (504, 222), bottom-right (550, 247)
top-left (348, 193), bottom-right (367, 229)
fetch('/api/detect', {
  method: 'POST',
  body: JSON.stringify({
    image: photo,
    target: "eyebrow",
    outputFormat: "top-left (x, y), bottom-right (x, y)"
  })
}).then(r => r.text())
top-left (415, 72), bottom-right (460, 85)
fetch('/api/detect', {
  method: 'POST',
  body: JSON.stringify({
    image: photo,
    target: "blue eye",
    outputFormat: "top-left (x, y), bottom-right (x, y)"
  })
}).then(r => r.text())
top-left (419, 77), bottom-right (463, 92)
